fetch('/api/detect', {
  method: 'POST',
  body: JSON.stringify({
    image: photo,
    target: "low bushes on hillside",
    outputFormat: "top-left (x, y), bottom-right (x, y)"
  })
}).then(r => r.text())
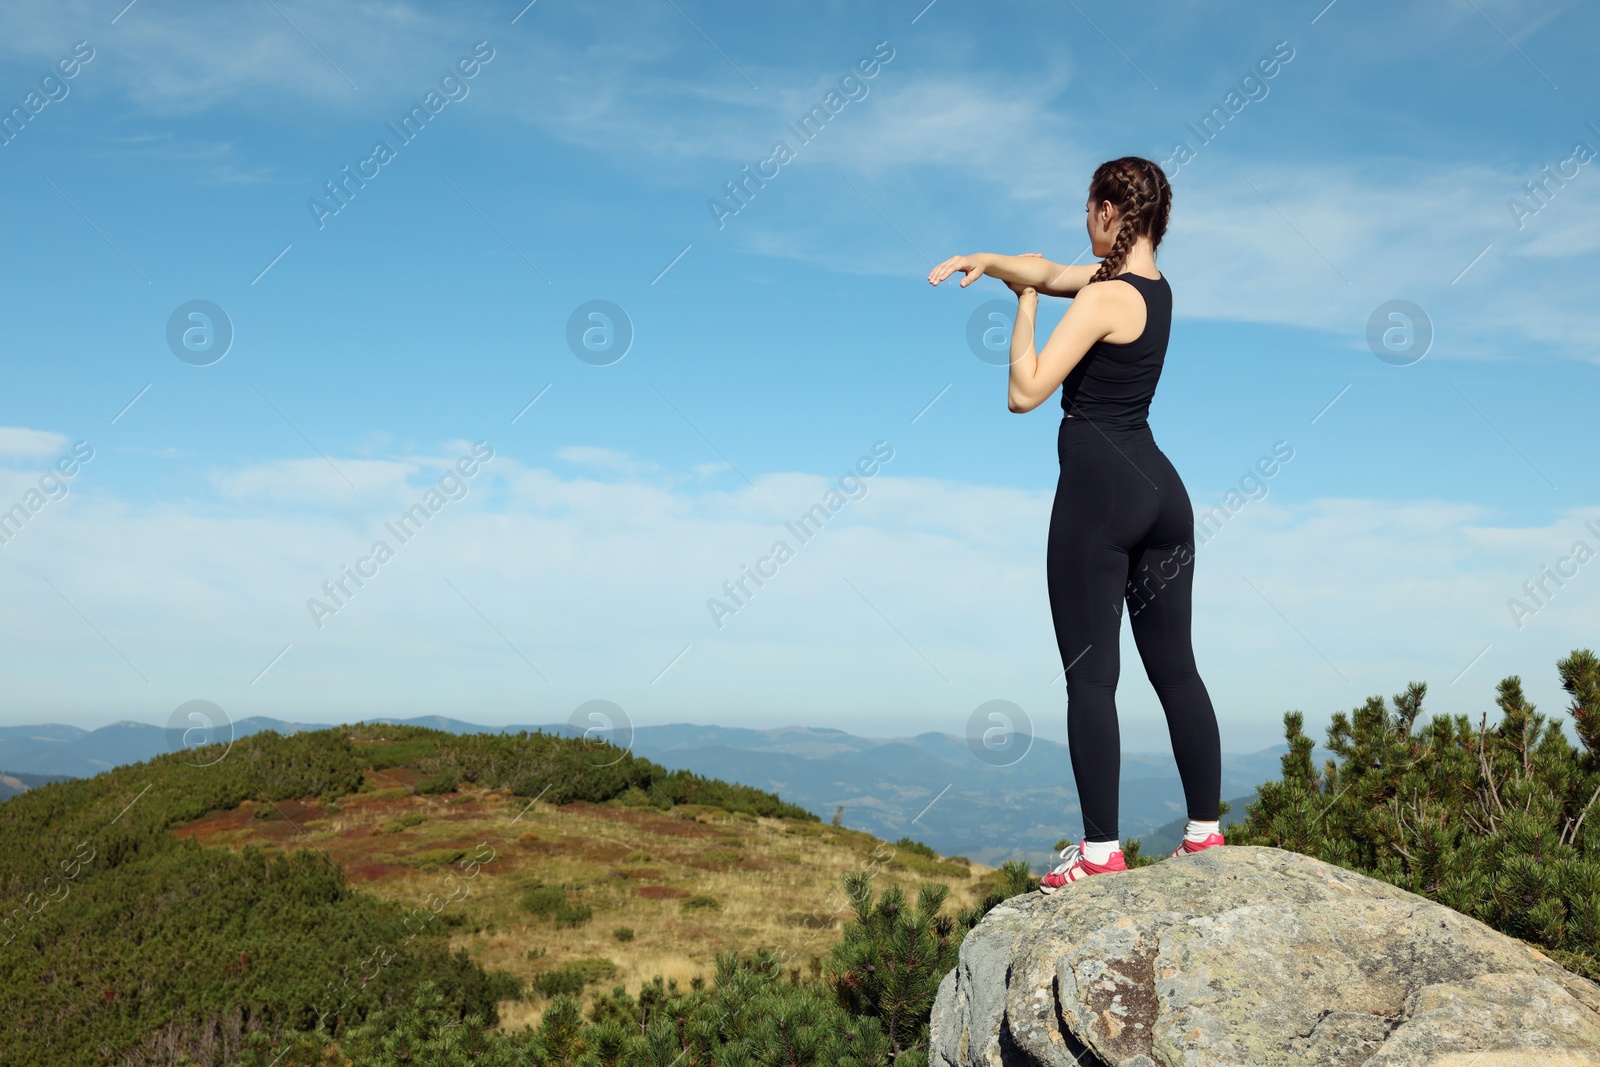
top-left (520, 883), bottom-right (593, 928)
top-left (528, 957), bottom-right (618, 999)
top-left (887, 836), bottom-right (973, 880)
top-left (234, 858), bottom-right (1038, 1067)
top-left (361, 724), bottom-right (817, 820)
top-left (0, 722), bottom-right (807, 1066)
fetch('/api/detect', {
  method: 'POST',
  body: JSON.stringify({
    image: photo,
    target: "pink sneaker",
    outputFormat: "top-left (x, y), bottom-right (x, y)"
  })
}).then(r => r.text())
top-left (1038, 839), bottom-right (1126, 893)
top-left (1170, 831), bottom-right (1225, 859)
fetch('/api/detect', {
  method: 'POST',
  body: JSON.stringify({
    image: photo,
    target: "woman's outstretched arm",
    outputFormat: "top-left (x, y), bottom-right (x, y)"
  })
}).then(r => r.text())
top-left (929, 253), bottom-right (1098, 297)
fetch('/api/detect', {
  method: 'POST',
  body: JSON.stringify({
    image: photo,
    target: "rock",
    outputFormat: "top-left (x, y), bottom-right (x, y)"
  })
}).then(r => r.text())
top-left (929, 845), bottom-right (1600, 1066)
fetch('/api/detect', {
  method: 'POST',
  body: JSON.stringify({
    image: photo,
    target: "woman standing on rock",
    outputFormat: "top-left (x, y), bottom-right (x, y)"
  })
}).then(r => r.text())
top-left (928, 156), bottom-right (1225, 891)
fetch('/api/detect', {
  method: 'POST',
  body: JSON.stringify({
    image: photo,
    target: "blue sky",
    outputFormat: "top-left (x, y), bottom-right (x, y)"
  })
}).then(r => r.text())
top-left (0, 0), bottom-right (1595, 754)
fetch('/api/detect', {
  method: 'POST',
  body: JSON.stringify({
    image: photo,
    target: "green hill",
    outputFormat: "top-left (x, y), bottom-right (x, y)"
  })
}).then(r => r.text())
top-left (0, 722), bottom-right (1008, 1067)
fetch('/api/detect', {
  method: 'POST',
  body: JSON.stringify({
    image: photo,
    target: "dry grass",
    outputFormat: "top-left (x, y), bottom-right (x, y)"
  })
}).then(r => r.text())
top-left (172, 775), bottom-right (995, 1032)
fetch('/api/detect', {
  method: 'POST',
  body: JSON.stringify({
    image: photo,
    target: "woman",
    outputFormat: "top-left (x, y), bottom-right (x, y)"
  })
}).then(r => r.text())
top-left (928, 156), bottom-right (1225, 892)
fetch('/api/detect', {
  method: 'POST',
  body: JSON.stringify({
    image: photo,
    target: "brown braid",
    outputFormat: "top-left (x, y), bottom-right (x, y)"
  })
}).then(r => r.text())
top-left (1085, 156), bottom-right (1172, 285)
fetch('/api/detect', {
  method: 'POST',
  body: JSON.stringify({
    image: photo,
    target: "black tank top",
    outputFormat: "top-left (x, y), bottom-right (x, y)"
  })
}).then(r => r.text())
top-left (1059, 271), bottom-right (1171, 433)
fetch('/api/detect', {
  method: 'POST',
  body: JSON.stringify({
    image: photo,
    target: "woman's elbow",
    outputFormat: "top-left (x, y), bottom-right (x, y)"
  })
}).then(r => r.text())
top-left (1007, 390), bottom-right (1035, 414)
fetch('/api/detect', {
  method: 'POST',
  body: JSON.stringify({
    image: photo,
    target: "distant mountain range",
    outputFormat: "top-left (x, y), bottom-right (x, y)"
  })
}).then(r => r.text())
top-left (0, 769), bottom-right (74, 801)
top-left (0, 716), bottom-right (1325, 866)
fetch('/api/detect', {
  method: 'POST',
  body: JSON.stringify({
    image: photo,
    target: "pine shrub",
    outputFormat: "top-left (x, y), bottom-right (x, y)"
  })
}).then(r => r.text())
top-left (520, 883), bottom-right (593, 928)
top-left (680, 893), bottom-right (721, 912)
top-left (529, 958), bottom-right (618, 1000)
top-left (415, 771), bottom-right (458, 795)
top-left (1233, 648), bottom-right (1600, 979)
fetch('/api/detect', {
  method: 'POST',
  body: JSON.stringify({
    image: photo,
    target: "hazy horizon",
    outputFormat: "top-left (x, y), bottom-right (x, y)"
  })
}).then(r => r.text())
top-left (0, 711), bottom-right (1300, 754)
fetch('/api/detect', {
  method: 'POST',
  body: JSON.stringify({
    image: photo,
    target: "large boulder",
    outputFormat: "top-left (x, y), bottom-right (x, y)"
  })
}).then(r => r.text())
top-left (930, 845), bottom-right (1600, 1066)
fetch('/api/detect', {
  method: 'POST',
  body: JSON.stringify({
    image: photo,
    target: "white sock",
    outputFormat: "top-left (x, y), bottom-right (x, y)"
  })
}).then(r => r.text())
top-left (1184, 819), bottom-right (1221, 843)
top-left (1083, 838), bottom-right (1120, 864)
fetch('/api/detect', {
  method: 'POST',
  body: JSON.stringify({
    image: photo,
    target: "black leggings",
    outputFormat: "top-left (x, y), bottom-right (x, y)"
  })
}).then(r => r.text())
top-left (1047, 422), bottom-right (1221, 843)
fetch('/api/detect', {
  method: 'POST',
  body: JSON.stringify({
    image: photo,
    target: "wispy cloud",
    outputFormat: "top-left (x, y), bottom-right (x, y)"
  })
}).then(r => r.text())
top-left (1, 439), bottom-right (1593, 746)
top-left (0, 427), bottom-right (70, 458)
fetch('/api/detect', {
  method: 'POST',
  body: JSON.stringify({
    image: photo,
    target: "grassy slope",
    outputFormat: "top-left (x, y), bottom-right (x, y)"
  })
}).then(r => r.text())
top-left (170, 761), bottom-right (996, 1033)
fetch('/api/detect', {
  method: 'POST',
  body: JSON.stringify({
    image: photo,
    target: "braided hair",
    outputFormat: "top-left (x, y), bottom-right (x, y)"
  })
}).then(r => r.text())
top-left (1085, 156), bottom-right (1172, 285)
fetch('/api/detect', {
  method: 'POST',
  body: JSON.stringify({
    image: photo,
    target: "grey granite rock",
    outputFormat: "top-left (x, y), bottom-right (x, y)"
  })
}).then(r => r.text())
top-left (929, 845), bottom-right (1600, 1066)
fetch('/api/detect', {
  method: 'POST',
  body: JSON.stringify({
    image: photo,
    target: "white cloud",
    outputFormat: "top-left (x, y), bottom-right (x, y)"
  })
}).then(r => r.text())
top-left (0, 427), bottom-right (70, 458)
top-left (1157, 155), bottom-right (1600, 360)
top-left (0, 444), bottom-right (1594, 755)
top-left (211, 457), bottom-right (427, 506)
top-left (0, 0), bottom-right (688, 121)
top-left (90, 132), bottom-right (285, 186)
top-left (554, 446), bottom-right (659, 476)
top-left (1504, 170), bottom-right (1600, 260)
top-left (1, 4), bottom-right (344, 112)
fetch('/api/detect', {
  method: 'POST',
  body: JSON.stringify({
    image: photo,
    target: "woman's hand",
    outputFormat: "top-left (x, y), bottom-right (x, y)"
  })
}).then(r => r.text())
top-left (928, 253), bottom-right (991, 287)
